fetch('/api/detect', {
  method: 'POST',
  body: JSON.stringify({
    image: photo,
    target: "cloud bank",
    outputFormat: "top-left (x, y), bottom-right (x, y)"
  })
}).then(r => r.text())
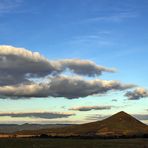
top-left (133, 114), bottom-right (148, 121)
top-left (0, 112), bottom-right (74, 119)
top-left (125, 88), bottom-right (148, 100)
top-left (69, 105), bottom-right (112, 111)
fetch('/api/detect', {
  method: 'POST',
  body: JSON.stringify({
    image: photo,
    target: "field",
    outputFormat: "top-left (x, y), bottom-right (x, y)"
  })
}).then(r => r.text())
top-left (0, 138), bottom-right (148, 148)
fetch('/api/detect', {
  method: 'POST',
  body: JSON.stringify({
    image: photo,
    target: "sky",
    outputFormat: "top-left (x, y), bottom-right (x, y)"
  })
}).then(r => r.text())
top-left (0, 0), bottom-right (148, 124)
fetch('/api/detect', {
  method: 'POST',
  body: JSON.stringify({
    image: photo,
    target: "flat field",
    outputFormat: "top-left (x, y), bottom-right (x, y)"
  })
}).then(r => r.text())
top-left (0, 138), bottom-right (148, 148)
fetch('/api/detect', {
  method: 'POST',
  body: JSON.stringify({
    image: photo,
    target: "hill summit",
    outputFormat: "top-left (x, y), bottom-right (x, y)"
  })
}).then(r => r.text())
top-left (93, 111), bottom-right (148, 137)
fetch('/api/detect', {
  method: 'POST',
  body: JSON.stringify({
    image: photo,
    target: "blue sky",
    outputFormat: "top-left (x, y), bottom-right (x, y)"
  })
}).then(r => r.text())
top-left (0, 0), bottom-right (148, 124)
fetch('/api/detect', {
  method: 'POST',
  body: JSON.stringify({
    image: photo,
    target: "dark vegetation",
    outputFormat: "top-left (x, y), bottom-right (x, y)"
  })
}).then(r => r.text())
top-left (36, 134), bottom-right (148, 139)
top-left (0, 138), bottom-right (148, 148)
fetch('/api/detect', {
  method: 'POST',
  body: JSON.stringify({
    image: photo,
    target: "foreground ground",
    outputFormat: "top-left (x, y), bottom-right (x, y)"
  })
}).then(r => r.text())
top-left (0, 138), bottom-right (148, 148)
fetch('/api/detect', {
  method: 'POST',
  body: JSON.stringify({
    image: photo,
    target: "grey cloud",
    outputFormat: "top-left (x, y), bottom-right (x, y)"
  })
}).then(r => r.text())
top-left (112, 99), bottom-right (117, 102)
top-left (86, 114), bottom-right (109, 121)
top-left (0, 46), bottom-right (59, 78)
top-left (0, 46), bottom-right (135, 99)
top-left (0, 75), bottom-right (31, 86)
top-left (133, 114), bottom-right (148, 121)
top-left (0, 112), bottom-right (75, 119)
top-left (0, 45), bottom-right (114, 86)
top-left (69, 106), bottom-right (112, 111)
top-left (58, 59), bottom-right (115, 77)
top-left (0, 76), bottom-right (135, 99)
top-left (48, 76), bottom-right (135, 99)
top-left (125, 88), bottom-right (148, 100)
top-left (0, 83), bottom-right (50, 98)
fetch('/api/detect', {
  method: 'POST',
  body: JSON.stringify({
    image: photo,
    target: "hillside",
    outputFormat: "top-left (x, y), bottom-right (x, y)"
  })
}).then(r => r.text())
top-left (15, 111), bottom-right (148, 138)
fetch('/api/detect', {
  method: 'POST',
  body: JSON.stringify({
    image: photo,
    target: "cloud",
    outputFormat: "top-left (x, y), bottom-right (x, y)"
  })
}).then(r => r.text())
top-left (0, 45), bottom-right (61, 77)
top-left (0, 82), bottom-right (50, 98)
top-left (0, 75), bottom-right (135, 99)
top-left (0, 45), bottom-right (114, 86)
top-left (69, 105), bottom-right (112, 111)
top-left (0, 45), bottom-right (135, 99)
top-left (0, 112), bottom-right (75, 119)
top-left (47, 76), bottom-right (135, 99)
top-left (86, 12), bottom-right (138, 23)
top-left (58, 59), bottom-right (115, 77)
top-left (86, 114), bottom-right (109, 121)
top-left (133, 114), bottom-right (148, 121)
top-left (125, 88), bottom-right (148, 100)
top-left (112, 99), bottom-right (117, 102)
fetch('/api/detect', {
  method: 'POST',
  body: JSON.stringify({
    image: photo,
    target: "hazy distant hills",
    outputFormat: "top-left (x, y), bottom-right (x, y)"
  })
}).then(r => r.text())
top-left (15, 111), bottom-right (148, 138)
top-left (0, 124), bottom-right (72, 134)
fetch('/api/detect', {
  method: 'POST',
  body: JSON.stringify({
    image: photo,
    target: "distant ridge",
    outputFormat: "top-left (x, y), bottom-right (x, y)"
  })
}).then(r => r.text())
top-left (15, 111), bottom-right (148, 138)
top-left (0, 124), bottom-right (73, 134)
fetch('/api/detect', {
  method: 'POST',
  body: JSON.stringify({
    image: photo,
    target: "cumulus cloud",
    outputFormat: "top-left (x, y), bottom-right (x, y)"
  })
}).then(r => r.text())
top-left (48, 76), bottom-right (135, 99)
top-left (125, 88), bottom-right (148, 100)
top-left (0, 45), bottom-right (115, 87)
top-left (0, 75), bottom-right (135, 99)
top-left (0, 46), bottom-right (59, 79)
top-left (69, 105), bottom-right (112, 111)
top-left (0, 45), bottom-right (136, 99)
top-left (0, 112), bottom-right (75, 119)
top-left (0, 46), bottom-right (114, 83)
top-left (58, 59), bottom-right (115, 77)
top-left (0, 83), bottom-right (50, 98)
